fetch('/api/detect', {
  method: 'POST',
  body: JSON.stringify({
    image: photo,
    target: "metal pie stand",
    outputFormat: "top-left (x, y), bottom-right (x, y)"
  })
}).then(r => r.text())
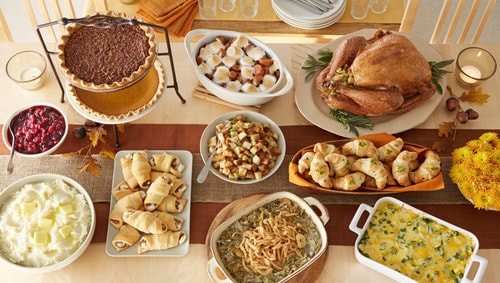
top-left (35, 14), bottom-right (186, 146)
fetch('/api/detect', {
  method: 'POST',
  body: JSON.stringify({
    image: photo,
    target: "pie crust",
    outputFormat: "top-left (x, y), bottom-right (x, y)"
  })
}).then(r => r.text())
top-left (67, 60), bottom-right (165, 121)
top-left (57, 11), bottom-right (157, 92)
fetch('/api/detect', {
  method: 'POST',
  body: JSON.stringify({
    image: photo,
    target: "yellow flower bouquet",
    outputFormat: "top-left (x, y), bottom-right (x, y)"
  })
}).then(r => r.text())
top-left (450, 132), bottom-right (500, 210)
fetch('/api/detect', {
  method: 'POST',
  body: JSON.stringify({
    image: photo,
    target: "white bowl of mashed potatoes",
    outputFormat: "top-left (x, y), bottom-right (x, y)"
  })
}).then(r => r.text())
top-left (0, 174), bottom-right (95, 273)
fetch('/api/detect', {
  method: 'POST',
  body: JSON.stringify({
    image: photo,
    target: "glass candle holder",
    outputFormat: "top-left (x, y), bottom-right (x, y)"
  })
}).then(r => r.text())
top-left (6, 51), bottom-right (47, 90)
top-left (455, 47), bottom-right (497, 88)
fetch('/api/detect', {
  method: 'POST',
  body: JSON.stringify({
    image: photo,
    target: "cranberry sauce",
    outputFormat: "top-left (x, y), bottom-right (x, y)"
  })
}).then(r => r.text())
top-left (9, 106), bottom-right (66, 154)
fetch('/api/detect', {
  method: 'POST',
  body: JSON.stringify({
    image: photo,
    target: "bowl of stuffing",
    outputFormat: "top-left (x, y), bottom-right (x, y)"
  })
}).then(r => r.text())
top-left (199, 111), bottom-right (286, 184)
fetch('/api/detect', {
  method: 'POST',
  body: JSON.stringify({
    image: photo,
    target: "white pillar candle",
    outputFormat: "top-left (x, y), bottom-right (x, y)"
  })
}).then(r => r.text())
top-left (459, 65), bottom-right (481, 85)
top-left (20, 67), bottom-right (44, 89)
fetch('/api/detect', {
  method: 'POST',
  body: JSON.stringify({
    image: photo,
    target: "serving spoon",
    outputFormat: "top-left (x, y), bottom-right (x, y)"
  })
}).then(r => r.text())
top-left (6, 124), bottom-right (15, 173)
top-left (197, 150), bottom-right (216, 183)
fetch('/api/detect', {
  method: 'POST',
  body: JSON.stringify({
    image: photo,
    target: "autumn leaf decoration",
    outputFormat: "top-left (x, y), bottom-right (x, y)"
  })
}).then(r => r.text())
top-left (433, 86), bottom-right (490, 153)
top-left (63, 123), bottom-right (122, 175)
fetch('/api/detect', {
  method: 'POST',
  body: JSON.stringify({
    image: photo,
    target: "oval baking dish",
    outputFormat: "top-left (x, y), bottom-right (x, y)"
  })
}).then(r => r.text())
top-left (184, 29), bottom-right (293, 106)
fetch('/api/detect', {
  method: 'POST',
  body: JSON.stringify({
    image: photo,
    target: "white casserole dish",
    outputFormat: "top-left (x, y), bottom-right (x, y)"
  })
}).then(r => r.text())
top-left (207, 191), bottom-right (329, 282)
top-left (349, 197), bottom-right (488, 283)
top-left (184, 29), bottom-right (293, 106)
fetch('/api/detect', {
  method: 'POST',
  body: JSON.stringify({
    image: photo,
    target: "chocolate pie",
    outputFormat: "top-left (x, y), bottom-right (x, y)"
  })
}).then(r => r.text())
top-left (57, 11), bottom-right (157, 91)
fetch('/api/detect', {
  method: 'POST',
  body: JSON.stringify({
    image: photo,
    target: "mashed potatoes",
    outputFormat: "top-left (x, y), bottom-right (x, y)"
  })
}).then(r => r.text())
top-left (0, 179), bottom-right (91, 267)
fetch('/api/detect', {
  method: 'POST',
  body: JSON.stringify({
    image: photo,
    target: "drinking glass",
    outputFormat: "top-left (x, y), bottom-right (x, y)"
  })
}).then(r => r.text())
top-left (351, 0), bottom-right (370, 20)
top-left (240, 0), bottom-right (258, 18)
top-left (199, 0), bottom-right (217, 19)
top-left (370, 0), bottom-right (390, 14)
top-left (6, 51), bottom-right (47, 90)
top-left (219, 0), bottom-right (236, 12)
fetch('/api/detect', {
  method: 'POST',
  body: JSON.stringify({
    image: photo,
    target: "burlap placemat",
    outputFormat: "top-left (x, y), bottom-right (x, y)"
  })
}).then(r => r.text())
top-left (0, 154), bottom-right (467, 205)
top-left (0, 155), bottom-right (113, 202)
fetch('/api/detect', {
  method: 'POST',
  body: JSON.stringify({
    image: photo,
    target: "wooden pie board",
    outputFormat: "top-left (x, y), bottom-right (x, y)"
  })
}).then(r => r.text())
top-left (205, 193), bottom-right (328, 283)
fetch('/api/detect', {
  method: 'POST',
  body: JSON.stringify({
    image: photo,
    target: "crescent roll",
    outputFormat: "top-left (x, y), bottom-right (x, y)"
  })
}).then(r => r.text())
top-left (333, 172), bottom-right (366, 191)
top-left (109, 191), bottom-right (146, 229)
top-left (132, 151), bottom-right (152, 189)
top-left (112, 224), bottom-right (141, 252)
top-left (341, 139), bottom-right (378, 158)
top-left (410, 150), bottom-right (441, 184)
top-left (351, 158), bottom-right (388, 189)
top-left (377, 137), bottom-right (404, 162)
top-left (156, 195), bottom-right (187, 213)
top-left (123, 210), bottom-right (167, 235)
top-left (149, 152), bottom-right (185, 178)
top-left (112, 180), bottom-right (137, 201)
top-left (144, 175), bottom-right (173, 211)
top-left (120, 155), bottom-right (139, 190)
top-left (310, 152), bottom-right (333, 189)
top-left (169, 178), bottom-right (187, 199)
top-left (155, 211), bottom-right (184, 231)
top-left (392, 150), bottom-right (418, 186)
top-left (298, 152), bottom-right (314, 174)
top-left (325, 153), bottom-right (351, 177)
top-left (313, 142), bottom-right (339, 155)
top-left (150, 171), bottom-right (177, 183)
top-left (137, 231), bottom-right (187, 254)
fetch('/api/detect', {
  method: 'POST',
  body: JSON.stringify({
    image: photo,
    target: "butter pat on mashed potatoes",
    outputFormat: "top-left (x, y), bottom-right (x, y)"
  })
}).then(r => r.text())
top-left (0, 179), bottom-right (91, 267)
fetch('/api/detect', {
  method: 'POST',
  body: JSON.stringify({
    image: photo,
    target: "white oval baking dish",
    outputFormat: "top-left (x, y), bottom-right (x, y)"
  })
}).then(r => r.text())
top-left (184, 29), bottom-right (293, 106)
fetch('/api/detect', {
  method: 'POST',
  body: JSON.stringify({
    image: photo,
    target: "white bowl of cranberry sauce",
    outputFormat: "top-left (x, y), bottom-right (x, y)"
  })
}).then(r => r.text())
top-left (2, 103), bottom-right (68, 157)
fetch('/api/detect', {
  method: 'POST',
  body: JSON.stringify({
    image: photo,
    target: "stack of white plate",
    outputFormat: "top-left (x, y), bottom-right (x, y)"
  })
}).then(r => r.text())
top-left (272, 0), bottom-right (346, 30)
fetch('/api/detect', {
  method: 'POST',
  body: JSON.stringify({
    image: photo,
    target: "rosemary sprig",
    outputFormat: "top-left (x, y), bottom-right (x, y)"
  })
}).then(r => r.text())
top-left (429, 59), bottom-right (454, 94)
top-left (302, 49), bottom-right (333, 81)
top-left (330, 109), bottom-right (373, 137)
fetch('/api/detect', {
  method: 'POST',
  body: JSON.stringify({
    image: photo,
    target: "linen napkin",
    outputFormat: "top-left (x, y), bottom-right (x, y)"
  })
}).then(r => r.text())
top-left (288, 132), bottom-right (445, 194)
top-left (137, 0), bottom-right (198, 37)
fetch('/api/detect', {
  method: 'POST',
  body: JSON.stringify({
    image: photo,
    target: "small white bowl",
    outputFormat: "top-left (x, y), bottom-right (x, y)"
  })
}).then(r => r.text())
top-left (2, 103), bottom-right (68, 158)
top-left (0, 174), bottom-right (96, 273)
top-left (184, 29), bottom-right (293, 106)
top-left (200, 111), bottom-right (286, 184)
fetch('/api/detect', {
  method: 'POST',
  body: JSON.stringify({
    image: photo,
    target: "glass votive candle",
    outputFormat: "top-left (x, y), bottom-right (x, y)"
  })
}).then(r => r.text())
top-left (6, 51), bottom-right (47, 90)
top-left (455, 47), bottom-right (497, 88)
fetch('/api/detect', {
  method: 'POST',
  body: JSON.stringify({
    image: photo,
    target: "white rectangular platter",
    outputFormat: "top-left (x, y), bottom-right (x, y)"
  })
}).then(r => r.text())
top-left (105, 150), bottom-right (192, 257)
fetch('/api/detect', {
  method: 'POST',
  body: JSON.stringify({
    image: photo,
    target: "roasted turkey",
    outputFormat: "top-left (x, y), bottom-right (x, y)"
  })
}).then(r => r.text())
top-left (315, 30), bottom-right (436, 116)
